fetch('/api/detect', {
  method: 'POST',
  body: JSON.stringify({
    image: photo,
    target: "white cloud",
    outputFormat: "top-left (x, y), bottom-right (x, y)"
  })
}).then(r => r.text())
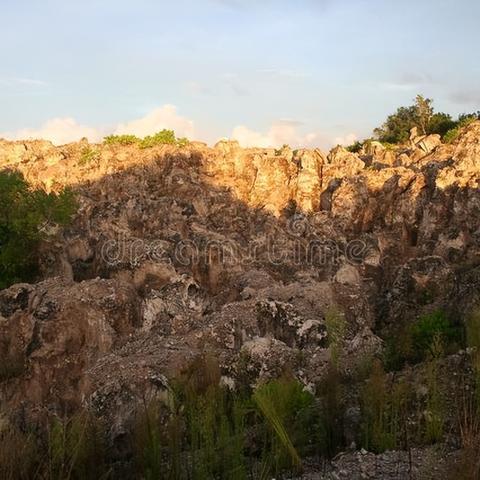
top-left (2, 107), bottom-right (357, 150)
top-left (114, 105), bottom-right (196, 138)
top-left (333, 133), bottom-right (358, 146)
top-left (231, 122), bottom-right (317, 148)
top-left (1, 105), bottom-right (197, 146)
top-left (1, 117), bottom-right (103, 145)
top-left (230, 121), bottom-right (351, 150)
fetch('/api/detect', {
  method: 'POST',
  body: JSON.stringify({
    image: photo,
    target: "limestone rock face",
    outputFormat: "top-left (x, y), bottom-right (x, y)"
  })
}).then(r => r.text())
top-left (0, 121), bottom-right (479, 443)
top-left (453, 121), bottom-right (480, 170)
top-left (0, 278), bottom-right (141, 412)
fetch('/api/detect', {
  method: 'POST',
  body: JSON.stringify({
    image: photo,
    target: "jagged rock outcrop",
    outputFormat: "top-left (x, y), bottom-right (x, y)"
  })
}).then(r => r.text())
top-left (0, 122), bottom-right (479, 475)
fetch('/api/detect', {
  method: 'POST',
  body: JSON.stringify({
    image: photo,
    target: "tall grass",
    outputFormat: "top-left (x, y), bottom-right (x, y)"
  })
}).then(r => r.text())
top-left (447, 307), bottom-right (480, 479)
top-left (325, 307), bottom-right (346, 366)
top-left (133, 357), bottom-right (323, 480)
top-left (45, 411), bottom-right (108, 480)
top-left (423, 333), bottom-right (444, 444)
top-left (360, 359), bottom-right (410, 452)
top-left (0, 418), bottom-right (37, 480)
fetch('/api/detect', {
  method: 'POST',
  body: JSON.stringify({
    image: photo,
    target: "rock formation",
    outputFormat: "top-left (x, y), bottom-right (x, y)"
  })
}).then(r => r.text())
top-left (0, 122), bottom-right (479, 477)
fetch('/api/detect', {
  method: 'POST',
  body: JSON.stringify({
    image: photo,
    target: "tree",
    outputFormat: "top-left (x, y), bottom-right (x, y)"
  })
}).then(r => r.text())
top-left (0, 170), bottom-right (76, 289)
top-left (373, 104), bottom-right (419, 144)
top-left (414, 95), bottom-right (433, 135)
top-left (427, 112), bottom-right (456, 137)
top-left (373, 95), bottom-right (461, 144)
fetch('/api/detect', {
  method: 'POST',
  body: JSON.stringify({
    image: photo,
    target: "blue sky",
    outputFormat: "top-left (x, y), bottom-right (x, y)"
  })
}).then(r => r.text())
top-left (1, 0), bottom-right (479, 148)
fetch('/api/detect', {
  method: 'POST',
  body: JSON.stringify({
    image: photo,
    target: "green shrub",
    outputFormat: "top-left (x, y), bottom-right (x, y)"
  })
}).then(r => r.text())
top-left (103, 134), bottom-right (140, 145)
top-left (137, 130), bottom-right (190, 148)
top-left (0, 170), bottom-right (76, 289)
top-left (346, 141), bottom-right (363, 153)
top-left (139, 129), bottom-right (177, 148)
top-left (410, 310), bottom-right (460, 361)
top-left (443, 115), bottom-right (478, 143)
top-left (427, 112), bottom-right (457, 137)
top-left (176, 137), bottom-right (190, 147)
top-left (78, 146), bottom-right (100, 166)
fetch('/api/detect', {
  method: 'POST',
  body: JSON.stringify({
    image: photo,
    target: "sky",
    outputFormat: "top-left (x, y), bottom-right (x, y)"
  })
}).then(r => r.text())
top-left (1, 0), bottom-right (479, 149)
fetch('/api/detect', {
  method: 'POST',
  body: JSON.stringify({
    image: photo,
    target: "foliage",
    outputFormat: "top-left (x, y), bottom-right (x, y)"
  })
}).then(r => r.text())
top-left (103, 134), bottom-right (140, 145)
top-left (374, 95), bottom-right (479, 144)
top-left (78, 146), bottom-right (99, 166)
top-left (253, 375), bottom-right (319, 475)
top-left (325, 307), bottom-right (347, 366)
top-left (0, 170), bottom-right (76, 289)
top-left (359, 360), bottom-right (410, 453)
top-left (139, 129), bottom-right (189, 149)
top-left (0, 411), bottom-right (108, 480)
top-left (414, 95), bottom-right (434, 135)
top-left (424, 345), bottom-right (444, 444)
top-left (448, 308), bottom-right (480, 480)
top-left (176, 137), bottom-right (190, 147)
top-left (410, 310), bottom-right (460, 361)
top-left (316, 364), bottom-right (344, 457)
top-left (466, 307), bottom-right (480, 411)
top-left (443, 113), bottom-right (479, 143)
top-left (135, 355), bottom-right (249, 480)
top-left (0, 419), bottom-right (38, 480)
top-left (384, 310), bottom-right (461, 370)
top-left (427, 112), bottom-right (456, 136)
top-left (374, 102), bottom-right (420, 144)
top-left (46, 412), bottom-right (108, 480)
top-left (132, 355), bottom-right (324, 480)
top-left (103, 131), bottom-right (189, 148)
top-left (345, 140), bottom-right (364, 153)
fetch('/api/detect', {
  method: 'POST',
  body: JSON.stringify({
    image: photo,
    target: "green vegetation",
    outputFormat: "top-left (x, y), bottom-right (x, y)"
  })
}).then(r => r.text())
top-left (103, 130), bottom-right (189, 148)
top-left (443, 114), bottom-right (479, 143)
top-left (345, 140), bottom-right (363, 153)
top-left (1, 341), bottom-right (473, 478)
top-left (0, 419), bottom-right (38, 480)
top-left (371, 95), bottom-right (479, 145)
top-left (410, 310), bottom-right (460, 361)
top-left (0, 411), bottom-right (107, 480)
top-left (253, 376), bottom-right (319, 475)
top-left (46, 413), bottom-right (107, 480)
top-left (78, 146), bottom-right (99, 166)
top-left (103, 134), bottom-right (140, 145)
top-left (132, 355), bottom-right (322, 480)
top-left (0, 170), bottom-right (76, 289)
top-left (447, 307), bottom-right (480, 479)
top-left (424, 343), bottom-right (444, 444)
top-left (359, 360), bottom-right (411, 453)
top-left (325, 307), bottom-right (347, 366)
top-left (384, 310), bottom-right (461, 370)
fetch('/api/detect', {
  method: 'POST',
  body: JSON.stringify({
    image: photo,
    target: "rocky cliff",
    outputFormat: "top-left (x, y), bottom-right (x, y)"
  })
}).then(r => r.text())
top-left (0, 123), bottom-right (479, 478)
